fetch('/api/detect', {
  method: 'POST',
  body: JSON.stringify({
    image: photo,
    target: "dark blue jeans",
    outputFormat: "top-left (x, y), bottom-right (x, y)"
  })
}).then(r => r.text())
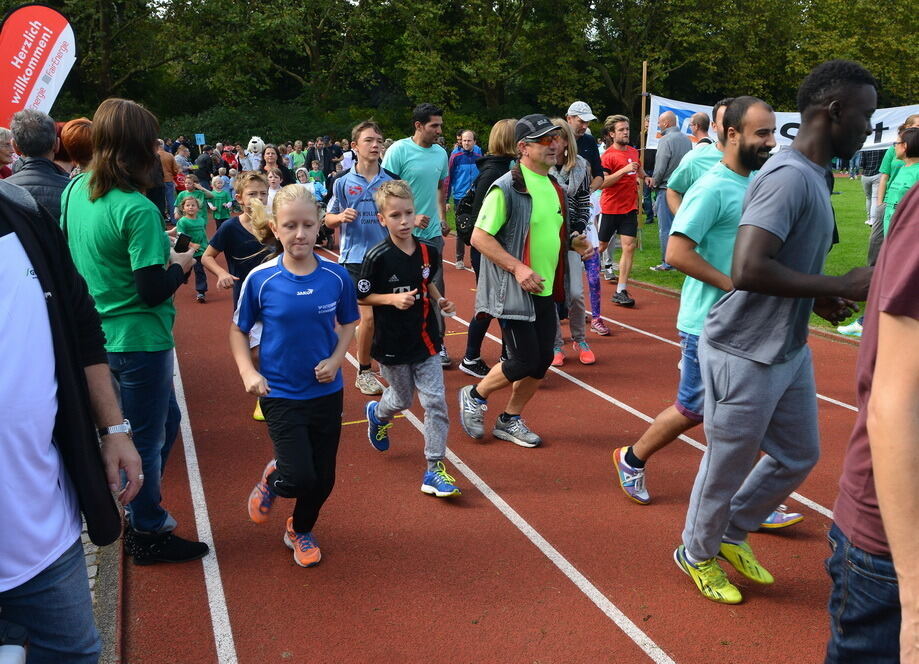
top-left (825, 522), bottom-right (900, 663)
top-left (108, 349), bottom-right (179, 533)
top-left (0, 538), bottom-right (100, 663)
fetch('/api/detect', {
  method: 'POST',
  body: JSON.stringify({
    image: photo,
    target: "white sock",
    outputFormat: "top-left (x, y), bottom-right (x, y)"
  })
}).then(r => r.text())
top-left (684, 549), bottom-right (706, 566)
top-left (617, 282), bottom-right (627, 293)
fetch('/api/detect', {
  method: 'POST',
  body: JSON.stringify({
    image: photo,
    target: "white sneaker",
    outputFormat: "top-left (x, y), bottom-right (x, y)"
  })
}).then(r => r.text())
top-left (455, 260), bottom-right (465, 270)
top-left (837, 320), bottom-right (863, 338)
top-left (355, 370), bottom-right (384, 395)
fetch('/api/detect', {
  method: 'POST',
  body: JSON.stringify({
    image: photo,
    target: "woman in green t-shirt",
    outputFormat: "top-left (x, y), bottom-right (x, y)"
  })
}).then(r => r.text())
top-left (60, 98), bottom-right (208, 566)
top-left (882, 127), bottom-right (919, 236)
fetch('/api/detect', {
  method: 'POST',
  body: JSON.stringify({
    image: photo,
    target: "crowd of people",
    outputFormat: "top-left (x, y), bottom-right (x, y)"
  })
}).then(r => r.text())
top-left (2, 58), bottom-right (919, 663)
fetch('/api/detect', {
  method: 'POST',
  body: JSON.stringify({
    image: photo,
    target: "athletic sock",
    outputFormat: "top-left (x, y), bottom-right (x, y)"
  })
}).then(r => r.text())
top-left (463, 356), bottom-right (479, 365)
top-left (470, 386), bottom-right (486, 402)
top-left (684, 549), bottom-right (705, 566)
top-left (359, 363), bottom-right (371, 373)
top-left (722, 536), bottom-right (745, 546)
top-left (427, 459), bottom-right (441, 472)
top-left (499, 412), bottom-right (518, 422)
top-left (624, 446), bottom-right (645, 469)
top-left (617, 282), bottom-right (627, 293)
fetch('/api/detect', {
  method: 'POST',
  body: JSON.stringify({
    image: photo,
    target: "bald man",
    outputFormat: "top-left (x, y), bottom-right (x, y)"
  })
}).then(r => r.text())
top-left (689, 112), bottom-right (712, 148)
top-left (650, 111), bottom-right (691, 271)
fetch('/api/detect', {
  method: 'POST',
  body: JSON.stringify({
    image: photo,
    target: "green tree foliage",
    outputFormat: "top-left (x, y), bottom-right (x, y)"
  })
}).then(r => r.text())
top-left (0, 0), bottom-right (913, 132)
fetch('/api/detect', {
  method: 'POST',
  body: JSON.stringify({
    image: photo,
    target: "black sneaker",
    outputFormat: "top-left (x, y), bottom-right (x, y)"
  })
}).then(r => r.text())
top-left (459, 357), bottom-right (490, 378)
top-left (124, 527), bottom-right (209, 566)
top-left (612, 290), bottom-right (635, 307)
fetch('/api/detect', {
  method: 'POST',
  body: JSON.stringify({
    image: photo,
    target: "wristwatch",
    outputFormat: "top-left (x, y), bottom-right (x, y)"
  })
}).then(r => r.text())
top-left (98, 419), bottom-right (132, 439)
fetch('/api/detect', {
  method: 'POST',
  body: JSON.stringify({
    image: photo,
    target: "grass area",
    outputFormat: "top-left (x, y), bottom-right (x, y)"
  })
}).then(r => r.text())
top-left (446, 175), bottom-right (869, 331)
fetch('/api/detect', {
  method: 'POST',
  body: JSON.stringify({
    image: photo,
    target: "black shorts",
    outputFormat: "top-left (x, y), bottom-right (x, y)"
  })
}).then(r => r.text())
top-left (599, 211), bottom-right (638, 242)
top-left (344, 262), bottom-right (362, 290)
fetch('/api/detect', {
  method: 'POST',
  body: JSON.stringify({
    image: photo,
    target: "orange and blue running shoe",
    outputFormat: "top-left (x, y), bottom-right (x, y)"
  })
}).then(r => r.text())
top-left (247, 459), bottom-right (277, 524)
top-left (284, 517), bottom-right (321, 567)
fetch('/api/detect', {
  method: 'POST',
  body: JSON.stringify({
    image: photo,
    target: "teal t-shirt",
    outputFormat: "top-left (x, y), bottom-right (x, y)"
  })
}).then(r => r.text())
top-left (61, 174), bottom-right (175, 352)
top-left (475, 165), bottom-right (563, 296)
top-left (882, 162), bottom-right (919, 235)
top-left (176, 215), bottom-right (208, 257)
top-left (670, 162), bottom-right (751, 336)
top-left (667, 142), bottom-right (722, 195)
top-left (382, 137), bottom-right (449, 240)
top-left (879, 145), bottom-right (902, 180)
top-left (291, 151), bottom-right (307, 170)
top-left (174, 189), bottom-right (208, 223)
top-left (210, 189), bottom-right (232, 220)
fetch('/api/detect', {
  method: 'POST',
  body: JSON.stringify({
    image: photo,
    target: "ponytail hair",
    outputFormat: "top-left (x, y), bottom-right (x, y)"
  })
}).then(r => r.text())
top-left (247, 184), bottom-right (320, 260)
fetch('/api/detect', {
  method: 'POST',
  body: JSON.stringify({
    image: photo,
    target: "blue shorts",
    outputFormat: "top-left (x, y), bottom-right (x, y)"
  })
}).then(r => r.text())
top-left (675, 331), bottom-right (703, 422)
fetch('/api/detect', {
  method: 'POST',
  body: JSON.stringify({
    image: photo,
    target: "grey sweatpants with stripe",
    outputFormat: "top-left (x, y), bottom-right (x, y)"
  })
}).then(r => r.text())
top-left (376, 354), bottom-right (449, 463)
top-left (682, 337), bottom-right (820, 561)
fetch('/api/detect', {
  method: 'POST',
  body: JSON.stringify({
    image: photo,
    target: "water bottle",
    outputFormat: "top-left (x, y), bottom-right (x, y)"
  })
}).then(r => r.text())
top-left (0, 620), bottom-right (27, 664)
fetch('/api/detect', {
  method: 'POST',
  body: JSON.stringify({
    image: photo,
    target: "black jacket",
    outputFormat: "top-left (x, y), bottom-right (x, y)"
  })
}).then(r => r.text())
top-left (470, 155), bottom-right (514, 219)
top-left (5, 157), bottom-right (70, 221)
top-left (0, 180), bottom-right (122, 546)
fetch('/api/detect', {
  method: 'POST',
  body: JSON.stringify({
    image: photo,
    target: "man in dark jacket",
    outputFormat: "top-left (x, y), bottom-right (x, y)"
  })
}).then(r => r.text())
top-left (0, 180), bottom-right (142, 661)
top-left (6, 109), bottom-right (71, 221)
top-left (194, 145), bottom-right (215, 189)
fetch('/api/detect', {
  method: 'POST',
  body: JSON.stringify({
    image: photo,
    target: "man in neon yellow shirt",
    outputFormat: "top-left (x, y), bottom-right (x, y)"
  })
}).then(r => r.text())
top-left (458, 114), bottom-right (591, 448)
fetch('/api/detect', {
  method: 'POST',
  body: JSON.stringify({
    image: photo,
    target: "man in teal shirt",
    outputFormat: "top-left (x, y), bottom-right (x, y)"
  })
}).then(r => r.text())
top-left (382, 103), bottom-right (451, 364)
top-left (665, 98), bottom-right (734, 216)
top-left (613, 97), bottom-right (798, 537)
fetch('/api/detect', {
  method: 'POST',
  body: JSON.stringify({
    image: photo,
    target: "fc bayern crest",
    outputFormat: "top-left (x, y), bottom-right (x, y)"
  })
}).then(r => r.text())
top-left (357, 278), bottom-right (371, 293)
top-left (422, 266), bottom-right (430, 280)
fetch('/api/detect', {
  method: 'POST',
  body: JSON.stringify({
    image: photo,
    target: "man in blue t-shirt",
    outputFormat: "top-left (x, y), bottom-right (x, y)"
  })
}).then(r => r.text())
top-left (447, 129), bottom-right (481, 268)
top-left (326, 121), bottom-right (393, 395)
top-left (382, 103), bottom-right (451, 366)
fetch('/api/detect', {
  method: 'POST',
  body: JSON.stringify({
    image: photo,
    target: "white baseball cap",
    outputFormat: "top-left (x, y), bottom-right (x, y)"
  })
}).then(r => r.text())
top-left (566, 101), bottom-right (597, 121)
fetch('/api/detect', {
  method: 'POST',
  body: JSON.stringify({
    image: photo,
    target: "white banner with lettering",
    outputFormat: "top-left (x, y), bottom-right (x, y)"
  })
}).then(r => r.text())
top-left (645, 94), bottom-right (918, 152)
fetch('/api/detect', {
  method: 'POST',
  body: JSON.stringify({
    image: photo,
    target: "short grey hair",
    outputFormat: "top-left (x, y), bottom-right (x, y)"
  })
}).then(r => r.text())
top-left (0, 127), bottom-right (12, 143)
top-left (10, 109), bottom-right (56, 157)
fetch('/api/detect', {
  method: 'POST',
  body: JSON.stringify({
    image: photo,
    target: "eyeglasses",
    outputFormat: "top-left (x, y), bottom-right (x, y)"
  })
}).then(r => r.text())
top-left (525, 133), bottom-right (562, 146)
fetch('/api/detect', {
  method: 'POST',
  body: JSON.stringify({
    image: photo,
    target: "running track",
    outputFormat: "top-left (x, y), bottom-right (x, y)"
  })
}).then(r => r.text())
top-left (121, 237), bottom-right (860, 663)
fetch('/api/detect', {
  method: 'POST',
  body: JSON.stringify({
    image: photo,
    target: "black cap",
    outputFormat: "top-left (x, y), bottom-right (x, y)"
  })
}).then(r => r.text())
top-left (515, 114), bottom-right (556, 142)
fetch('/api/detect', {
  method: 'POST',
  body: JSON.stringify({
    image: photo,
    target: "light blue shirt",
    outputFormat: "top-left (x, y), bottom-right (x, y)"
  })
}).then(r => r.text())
top-left (382, 138), bottom-right (448, 240)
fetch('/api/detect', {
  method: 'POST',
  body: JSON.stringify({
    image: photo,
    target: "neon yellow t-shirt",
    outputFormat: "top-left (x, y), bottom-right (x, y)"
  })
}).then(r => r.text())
top-left (475, 164), bottom-right (563, 296)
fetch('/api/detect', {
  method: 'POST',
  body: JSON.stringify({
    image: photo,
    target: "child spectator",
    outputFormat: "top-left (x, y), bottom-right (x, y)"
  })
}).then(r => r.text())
top-left (228, 168), bottom-right (238, 193)
top-left (218, 166), bottom-right (232, 192)
top-left (173, 173), bottom-right (213, 222)
top-left (232, 185), bottom-right (359, 567)
top-left (308, 160), bottom-right (326, 185)
top-left (210, 175), bottom-right (233, 229)
top-left (359, 180), bottom-right (461, 498)
top-left (170, 197), bottom-right (209, 302)
top-left (266, 167), bottom-right (282, 209)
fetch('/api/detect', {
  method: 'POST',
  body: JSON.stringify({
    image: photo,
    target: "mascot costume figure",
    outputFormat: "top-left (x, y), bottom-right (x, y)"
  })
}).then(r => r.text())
top-left (241, 136), bottom-right (265, 171)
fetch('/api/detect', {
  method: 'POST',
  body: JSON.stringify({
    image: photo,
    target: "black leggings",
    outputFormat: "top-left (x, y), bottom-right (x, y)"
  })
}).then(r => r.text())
top-left (260, 390), bottom-right (343, 533)
top-left (499, 294), bottom-right (556, 382)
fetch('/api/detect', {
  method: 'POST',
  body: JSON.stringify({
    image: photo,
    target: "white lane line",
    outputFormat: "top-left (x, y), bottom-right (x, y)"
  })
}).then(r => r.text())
top-left (173, 351), bottom-right (238, 664)
top-left (346, 354), bottom-right (675, 664)
top-left (452, 316), bottom-right (835, 521)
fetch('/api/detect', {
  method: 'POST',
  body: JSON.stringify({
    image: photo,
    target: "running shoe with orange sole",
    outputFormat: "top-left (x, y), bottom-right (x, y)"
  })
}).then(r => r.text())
top-left (284, 517), bottom-right (321, 567)
top-left (247, 459), bottom-right (277, 524)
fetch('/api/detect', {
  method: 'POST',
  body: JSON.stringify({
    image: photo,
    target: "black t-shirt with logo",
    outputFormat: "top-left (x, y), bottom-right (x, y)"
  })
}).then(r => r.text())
top-left (357, 237), bottom-right (442, 365)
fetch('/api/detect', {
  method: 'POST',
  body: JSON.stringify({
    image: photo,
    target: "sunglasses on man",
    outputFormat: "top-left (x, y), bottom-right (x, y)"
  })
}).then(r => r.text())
top-left (525, 133), bottom-right (562, 146)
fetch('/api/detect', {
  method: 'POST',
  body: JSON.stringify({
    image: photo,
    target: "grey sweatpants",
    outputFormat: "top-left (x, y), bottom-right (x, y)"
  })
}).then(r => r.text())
top-left (376, 354), bottom-right (449, 463)
top-left (682, 337), bottom-right (820, 561)
top-left (554, 251), bottom-right (587, 346)
top-left (427, 234), bottom-right (446, 338)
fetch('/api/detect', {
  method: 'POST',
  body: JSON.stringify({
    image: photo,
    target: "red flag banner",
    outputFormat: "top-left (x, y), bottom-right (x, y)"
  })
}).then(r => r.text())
top-left (0, 4), bottom-right (75, 127)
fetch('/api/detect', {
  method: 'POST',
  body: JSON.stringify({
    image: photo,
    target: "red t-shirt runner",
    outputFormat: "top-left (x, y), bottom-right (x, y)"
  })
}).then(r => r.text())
top-left (600, 145), bottom-right (640, 215)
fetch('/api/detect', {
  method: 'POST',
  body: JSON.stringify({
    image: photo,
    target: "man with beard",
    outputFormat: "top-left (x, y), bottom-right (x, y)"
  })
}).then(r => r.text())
top-left (674, 61), bottom-right (877, 605)
top-left (613, 97), bottom-right (781, 506)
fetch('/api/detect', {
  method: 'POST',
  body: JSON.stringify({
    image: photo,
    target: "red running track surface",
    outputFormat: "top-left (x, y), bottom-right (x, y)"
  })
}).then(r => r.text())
top-left (121, 237), bottom-right (860, 664)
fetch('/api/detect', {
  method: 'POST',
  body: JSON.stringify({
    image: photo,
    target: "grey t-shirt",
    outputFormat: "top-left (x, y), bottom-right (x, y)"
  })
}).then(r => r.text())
top-left (703, 148), bottom-right (835, 364)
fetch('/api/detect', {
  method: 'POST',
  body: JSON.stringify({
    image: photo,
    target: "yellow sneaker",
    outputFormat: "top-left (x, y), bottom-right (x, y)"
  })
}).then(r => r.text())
top-left (718, 539), bottom-right (774, 584)
top-left (253, 400), bottom-right (265, 422)
top-left (674, 545), bottom-right (742, 604)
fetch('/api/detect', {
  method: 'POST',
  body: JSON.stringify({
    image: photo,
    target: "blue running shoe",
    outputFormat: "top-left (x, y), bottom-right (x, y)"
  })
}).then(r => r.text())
top-left (366, 401), bottom-right (392, 451)
top-left (421, 461), bottom-right (461, 498)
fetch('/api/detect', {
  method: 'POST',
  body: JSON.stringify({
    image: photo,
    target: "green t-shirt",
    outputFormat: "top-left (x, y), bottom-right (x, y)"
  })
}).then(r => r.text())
top-left (176, 215), bottom-right (208, 257)
top-left (667, 142), bottom-right (722, 195)
top-left (475, 164), bottom-right (563, 297)
top-left (291, 151), bottom-right (307, 170)
top-left (882, 162), bottom-right (919, 236)
top-left (62, 174), bottom-right (175, 352)
top-left (174, 189), bottom-right (208, 223)
top-left (309, 169), bottom-right (326, 184)
top-left (381, 137), bottom-right (449, 240)
top-left (670, 162), bottom-right (752, 336)
top-left (879, 145), bottom-right (903, 180)
top-left (210, 189), bottom-right (232, 220)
